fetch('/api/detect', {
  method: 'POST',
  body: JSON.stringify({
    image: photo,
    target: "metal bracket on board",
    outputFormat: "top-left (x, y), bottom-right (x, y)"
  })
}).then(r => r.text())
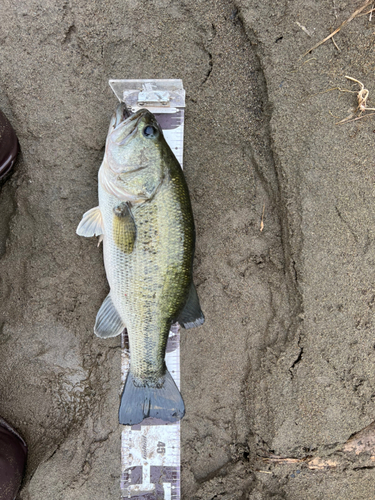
top-left (109, 79), bottom-right (185, 114)
top-left (109, 79), bottom-right (185, 500)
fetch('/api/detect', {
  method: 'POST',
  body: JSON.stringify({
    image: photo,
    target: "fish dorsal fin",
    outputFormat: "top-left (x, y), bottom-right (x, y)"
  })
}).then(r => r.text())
top-left (113, 202), bottom-right (136, 254)
top-left (177, 282), bottom-right (205, 329)
top-left (94, 293), bottom-right (125, 338)
top-left (76, 206), bottom-right (104, 237)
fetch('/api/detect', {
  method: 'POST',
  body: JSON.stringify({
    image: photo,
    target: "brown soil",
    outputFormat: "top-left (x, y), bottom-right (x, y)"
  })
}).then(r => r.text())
top-left (1, 1), bottom-right (375, 498)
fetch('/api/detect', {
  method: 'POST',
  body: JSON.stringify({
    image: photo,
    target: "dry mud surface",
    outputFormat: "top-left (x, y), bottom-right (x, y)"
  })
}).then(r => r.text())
top-left (1, 1), bottom-right (375, 499)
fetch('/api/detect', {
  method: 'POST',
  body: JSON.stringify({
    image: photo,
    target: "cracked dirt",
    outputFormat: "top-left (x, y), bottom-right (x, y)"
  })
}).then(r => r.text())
top-left (1, 0), bottom-right (375, 499)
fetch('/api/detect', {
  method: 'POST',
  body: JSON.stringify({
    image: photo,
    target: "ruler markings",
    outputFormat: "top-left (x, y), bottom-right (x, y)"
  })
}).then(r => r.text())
top-left (110, 80), bottom-right (185, 500)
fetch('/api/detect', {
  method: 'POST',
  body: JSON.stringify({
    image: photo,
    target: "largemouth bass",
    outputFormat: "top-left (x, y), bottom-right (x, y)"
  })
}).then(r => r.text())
top-left (77, 104), bottom-right (204, 425)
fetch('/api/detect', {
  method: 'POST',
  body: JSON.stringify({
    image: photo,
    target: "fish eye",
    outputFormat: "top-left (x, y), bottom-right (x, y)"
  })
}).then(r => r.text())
top-left (143, 125), bottom-right (157, 138)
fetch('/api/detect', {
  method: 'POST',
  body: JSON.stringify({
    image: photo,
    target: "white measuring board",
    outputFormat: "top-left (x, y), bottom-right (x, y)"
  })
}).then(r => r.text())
top-left (109, 79), bottom-right (185, 500)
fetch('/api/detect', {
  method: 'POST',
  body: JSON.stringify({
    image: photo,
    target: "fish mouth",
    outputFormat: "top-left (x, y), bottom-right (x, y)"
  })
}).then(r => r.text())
top-left (105, 105), bottom-right (159, 175)
top-left (109, 105), bottom-right (151, 147)
top-left (113, 102), bottom-right (133, 128)
top-left (103, 105), bottom-right (159, 186)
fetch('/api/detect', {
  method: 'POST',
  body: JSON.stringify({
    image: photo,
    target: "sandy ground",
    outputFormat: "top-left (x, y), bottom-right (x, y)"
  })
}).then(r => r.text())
top-left (1, 0), bottom-right (375, 498)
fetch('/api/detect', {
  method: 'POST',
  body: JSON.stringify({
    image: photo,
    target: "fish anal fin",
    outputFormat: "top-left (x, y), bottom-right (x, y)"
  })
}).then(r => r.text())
top-left (76, 206), bottom-right (104, 238)
top-left (177, 282), bottom-right (205, 329)
top-left (94, 294), bottom-right (125, 338)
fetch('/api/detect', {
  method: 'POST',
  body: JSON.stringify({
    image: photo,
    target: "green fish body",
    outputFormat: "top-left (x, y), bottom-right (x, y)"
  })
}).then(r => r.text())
top-left (77, 105), bottom-right (204, 425)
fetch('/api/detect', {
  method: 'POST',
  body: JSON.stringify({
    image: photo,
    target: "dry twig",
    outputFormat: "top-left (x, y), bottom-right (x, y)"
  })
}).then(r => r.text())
top-left (303, 0), bottom-right (372, 57)
top-left (260, 204), bottom-right (265, 232)
top-left (359, 6), bottom-right (375, 17)
top-left (295, 21), bottom-right (313, 36)
top-left (331, 35), bottom-right (340, 51)
top-left (369, 2), bottom-right (375, 20)
top-left (260, 421), bottom-right (375, 471)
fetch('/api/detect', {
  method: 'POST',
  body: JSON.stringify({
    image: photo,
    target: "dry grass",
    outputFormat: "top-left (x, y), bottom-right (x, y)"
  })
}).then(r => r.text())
top-left (337, 76), bottom-right (375, 124)
top-left (303, 0), bottom-right (373, 57)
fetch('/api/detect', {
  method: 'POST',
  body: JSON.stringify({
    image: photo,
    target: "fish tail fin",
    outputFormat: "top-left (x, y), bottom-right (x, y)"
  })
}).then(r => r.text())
top-left (119, 369), bottom-right (185, 425)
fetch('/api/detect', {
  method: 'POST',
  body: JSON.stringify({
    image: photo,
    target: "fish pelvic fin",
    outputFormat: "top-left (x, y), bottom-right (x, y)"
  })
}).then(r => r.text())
top-left (76, 206), bottom-right (104, 238)
top-left (119, 369), bottom-right (185, 425)
top-left (94, 293), bottom-right (125, 338)
top-left (177, 282), bottom-right (205, 329)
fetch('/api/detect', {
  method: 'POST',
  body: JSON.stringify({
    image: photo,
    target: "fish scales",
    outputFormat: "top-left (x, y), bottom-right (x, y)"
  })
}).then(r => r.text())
top-left (100, 161), bottom-right (194, 381)
top-left (77, 105), bottom-right (204, 425)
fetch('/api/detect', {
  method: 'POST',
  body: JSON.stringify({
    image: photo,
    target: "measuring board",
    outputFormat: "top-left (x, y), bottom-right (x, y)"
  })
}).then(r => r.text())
top-left (109, 79), bottom-right (185, 500)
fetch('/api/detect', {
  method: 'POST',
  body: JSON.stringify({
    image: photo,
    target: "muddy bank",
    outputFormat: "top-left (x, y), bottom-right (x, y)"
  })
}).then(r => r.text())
top-left (0, 0), bottom-right (374, 498)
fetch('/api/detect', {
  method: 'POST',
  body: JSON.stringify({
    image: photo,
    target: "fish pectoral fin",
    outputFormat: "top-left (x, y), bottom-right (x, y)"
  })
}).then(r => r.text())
top-left (177, 282), bottom-right (205, 329)
top-left (76, 206), bottom-right (104, 238)
top-left (113, 202), bottom-right (136, 253)
top-left (94, 294), bottom-right (125, 338)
